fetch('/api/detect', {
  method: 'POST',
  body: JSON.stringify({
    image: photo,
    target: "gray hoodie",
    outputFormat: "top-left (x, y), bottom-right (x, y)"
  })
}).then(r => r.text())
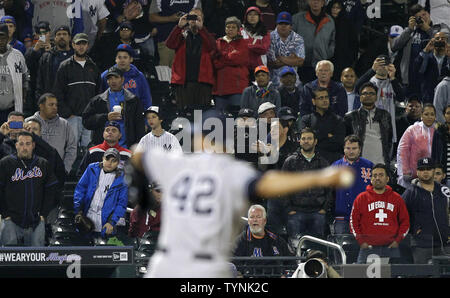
top-left (25, 112), bottom-right (77, 173)
top-left (433, 76), bottom-right (450, 124)
top-left (240, 81), bottom-right (281, 114)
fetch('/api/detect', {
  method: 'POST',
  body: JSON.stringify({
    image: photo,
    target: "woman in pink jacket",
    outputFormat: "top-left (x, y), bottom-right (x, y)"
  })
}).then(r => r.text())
top-left (213, 16), bottom-right (249, 114)
top-left (397, 103), bottom-right (437, 188)
top-left (240, 6), bottom-right (271, 82)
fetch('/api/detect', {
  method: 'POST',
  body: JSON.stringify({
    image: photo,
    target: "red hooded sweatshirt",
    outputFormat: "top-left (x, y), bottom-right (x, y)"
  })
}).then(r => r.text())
top-left (350, 185), bottom-right (410, 246)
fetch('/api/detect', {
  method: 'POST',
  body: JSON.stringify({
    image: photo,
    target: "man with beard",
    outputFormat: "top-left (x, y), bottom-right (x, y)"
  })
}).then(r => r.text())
top-left (35, 25), bottom-right (73, 101)
top-left (414, 31), bottom-right (449, 103)
top-left (53, 33), bottom-right (102, 152)
top-left (232, 204), bottom-right (294, 277)
top-left (350, 163), bottom-right (410, 264)
top-left (344, 82), bottom-right (393, 167)
top-left (282, 127), bottom-right (332, 240)
top-left (0, 131), bottom-right (58, 246)
top-left (402, 157), bottom-right (450, 264)
top-left (330, 135), bottom-right (373, 235)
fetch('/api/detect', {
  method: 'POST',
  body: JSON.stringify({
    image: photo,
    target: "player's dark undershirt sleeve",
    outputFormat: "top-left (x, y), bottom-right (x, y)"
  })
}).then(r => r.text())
top-left (247, 172), bottom-right (264, 202)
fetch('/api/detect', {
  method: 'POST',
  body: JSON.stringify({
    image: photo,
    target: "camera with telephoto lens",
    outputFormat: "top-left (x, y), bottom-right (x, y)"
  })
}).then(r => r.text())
top-left (415, 16), bottom-right (423, 25)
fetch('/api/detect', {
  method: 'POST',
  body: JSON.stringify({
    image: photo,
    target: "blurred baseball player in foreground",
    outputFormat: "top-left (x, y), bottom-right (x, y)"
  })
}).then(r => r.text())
top-left (130, 110), bottom-right (355, 278)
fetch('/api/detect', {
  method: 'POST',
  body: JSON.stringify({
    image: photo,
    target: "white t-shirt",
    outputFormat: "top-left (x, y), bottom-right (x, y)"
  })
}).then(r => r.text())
top-left (143, 149), bottom-right (258, 277)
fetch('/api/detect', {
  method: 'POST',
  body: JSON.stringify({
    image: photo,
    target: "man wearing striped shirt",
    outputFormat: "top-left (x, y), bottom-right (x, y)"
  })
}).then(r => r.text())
top-left (136, 106), bottom-right (182, 154)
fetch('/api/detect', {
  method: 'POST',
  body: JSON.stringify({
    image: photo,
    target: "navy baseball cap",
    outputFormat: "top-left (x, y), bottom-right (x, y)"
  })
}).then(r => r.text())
top-left (0, 24), bottom-right (8, 36)
top-left (238, 108), bottom-right (255, 118)
top-left (54, 25), bottom-right (71, 35)
top-left (0, 15), bottom-right (16, 25)
top-left (417, 157), bottom-right (434, 170)
top-left (277, 106), bottom-right (296, 120)
top-left (106, 66), bottom-right (124, 78)
top-left (105, 121), bottom-right (121, 130)
top-left (116, 44), bottom-right (135, 57)
top-left (35, 21), bottom-right (51, 34)
top-left (279, 66), bottom-right (296, 77)
top-left (276, 11), bottom-right (292, 25)
top-left (119, 21), bottom-right (134, 31)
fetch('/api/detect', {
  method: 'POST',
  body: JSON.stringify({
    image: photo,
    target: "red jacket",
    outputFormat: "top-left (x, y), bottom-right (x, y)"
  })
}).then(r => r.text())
top-left (213, 36), bottom-right (249, 96)
top-left (241, 6), bottom-right (270, 71)
top-left (128, 205), bottom-right (161, 238)
top-left (350, 185), bottom-right (410, 246)
top-left (165, 25), bottom-right (216, 86)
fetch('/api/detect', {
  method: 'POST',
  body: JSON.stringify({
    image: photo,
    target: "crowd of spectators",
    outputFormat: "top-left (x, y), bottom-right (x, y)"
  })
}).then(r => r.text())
top-left (0, 0), bottom-right (448, 270)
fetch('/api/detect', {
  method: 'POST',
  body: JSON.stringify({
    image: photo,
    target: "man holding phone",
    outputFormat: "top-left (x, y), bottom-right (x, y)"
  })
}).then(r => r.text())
top-left (148, 0), bottom-right (202, 67)
top-left (165, 8), bottom-right (216, 114)
top-left (391, 3), bottom-right (449, 97)
top-left (354, 55), bottom-right (404, 147)
top-left (414, 31), bottom-right (449, 103)
top-left (0, 111), bottom-right (26, 159)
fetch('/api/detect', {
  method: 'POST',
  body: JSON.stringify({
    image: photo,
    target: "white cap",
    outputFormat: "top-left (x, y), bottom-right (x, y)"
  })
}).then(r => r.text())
top-left (258, 102), bottom-right (276, 115)
top-left (389, 25), bottom-right (404, 37)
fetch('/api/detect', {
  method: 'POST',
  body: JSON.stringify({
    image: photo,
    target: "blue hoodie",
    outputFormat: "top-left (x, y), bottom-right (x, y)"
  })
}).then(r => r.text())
top-left (332, 157), bottom-right (374, 221)
top-left (101, 64), bottom-right (152, 110)
top-left (73, 162), bottom-right (128, 236)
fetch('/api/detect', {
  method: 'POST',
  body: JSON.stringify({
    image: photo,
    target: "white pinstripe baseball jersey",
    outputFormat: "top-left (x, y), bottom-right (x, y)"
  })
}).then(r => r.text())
top-left (136, 130), bottom-right (183, 154)
top-left (142, 148), bottom-right (258, 278)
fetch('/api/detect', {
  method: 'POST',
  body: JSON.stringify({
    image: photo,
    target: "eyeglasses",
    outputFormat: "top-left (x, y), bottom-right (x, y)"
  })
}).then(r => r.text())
top-left (361, 92), bottom-right (376, 96)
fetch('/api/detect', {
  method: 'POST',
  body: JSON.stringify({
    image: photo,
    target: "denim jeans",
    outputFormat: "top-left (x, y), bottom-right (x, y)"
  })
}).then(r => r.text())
top-left (1, 219), bottom-right (45, 246)
top-left (67, 115), bottom-right (91, 148)
top-left (287, 211), bottom-right (326, 239)
top-left (356, 246), bottom-right (401, 264)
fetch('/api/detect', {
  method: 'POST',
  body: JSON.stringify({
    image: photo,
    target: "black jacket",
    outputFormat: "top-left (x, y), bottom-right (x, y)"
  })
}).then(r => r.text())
top-left (277, 86), bottom-right (301, 116)
top-left (53, 55), bottom-right (102, 118)
top-left (0, 154), bottom-right (58, 228)
top-left (402, 180), bottom-right (450, 248)
top-left (282, 151), bottom-right (332, 213)
top-left (36, 48), bottom-right (74, 102)
top-left (82, 88), bottom-right (145, 148)
top-left (299, 110), bottom-right (346, 164)
top-left (344, 107), bottom-right (393, 166)
top-left (431, 124), bottom-right (449, 175)
top-left (233, 226), bottom-right (293, 257)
